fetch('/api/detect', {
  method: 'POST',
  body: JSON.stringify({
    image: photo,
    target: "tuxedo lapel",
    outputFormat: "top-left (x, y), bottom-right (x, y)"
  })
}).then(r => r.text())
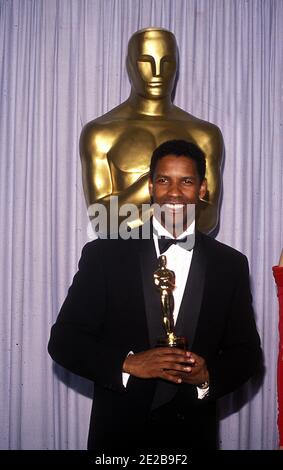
top-left (138, 225), bottom-right (164, 348)
top-left (175, 231), bottom-right (206, 349)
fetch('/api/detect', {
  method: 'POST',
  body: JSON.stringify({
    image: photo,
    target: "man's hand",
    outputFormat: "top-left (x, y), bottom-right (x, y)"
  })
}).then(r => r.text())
top-left (122, 348), bottom-right (194, 384)
top-left (177, 351), bottom-right (209, 386)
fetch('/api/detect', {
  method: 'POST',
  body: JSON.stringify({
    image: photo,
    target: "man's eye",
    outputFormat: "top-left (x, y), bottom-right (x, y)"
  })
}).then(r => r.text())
top-left (183, 179), bottom-right (193, 184)
top-left (157, 177), bottom-right (168, 183)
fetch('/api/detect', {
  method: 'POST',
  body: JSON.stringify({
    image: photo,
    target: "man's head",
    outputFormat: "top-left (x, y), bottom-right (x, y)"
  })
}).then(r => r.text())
top-left (149, 140), bottom-right (207, 235)
top-left (127, 28), bottom-right (178, 100)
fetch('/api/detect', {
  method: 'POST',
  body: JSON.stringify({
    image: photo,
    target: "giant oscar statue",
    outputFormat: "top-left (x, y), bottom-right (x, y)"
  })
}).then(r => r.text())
top-left (80, 27), bottom-right (224, 233)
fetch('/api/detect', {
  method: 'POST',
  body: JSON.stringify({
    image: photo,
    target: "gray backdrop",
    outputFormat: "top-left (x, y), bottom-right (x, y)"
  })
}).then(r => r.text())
top-left (0, 0), bottom-right (282, 449)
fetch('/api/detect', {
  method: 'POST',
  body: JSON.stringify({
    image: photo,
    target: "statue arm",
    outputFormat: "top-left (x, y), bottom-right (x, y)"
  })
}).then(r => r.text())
top-left (197, 125), bottom-right (224, 233)
top-left (80, 125), bottom-right (113, 206)
top-left (202, 125), bottom-right (224, 206)
top-left (80, 124), bottom-right (150, 211)
top-left (101, 172), bottom-right (150, 207)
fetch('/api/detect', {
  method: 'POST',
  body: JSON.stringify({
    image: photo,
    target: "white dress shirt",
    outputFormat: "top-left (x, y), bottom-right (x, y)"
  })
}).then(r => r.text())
top-left (152, 216), bottom-right (194, 325)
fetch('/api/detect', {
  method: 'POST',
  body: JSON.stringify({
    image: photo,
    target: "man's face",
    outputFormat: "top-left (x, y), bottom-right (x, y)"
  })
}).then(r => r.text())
top-left (127, 30), bottom-right (177, 99)
top-left (149, 155), bottom-right (207, 235)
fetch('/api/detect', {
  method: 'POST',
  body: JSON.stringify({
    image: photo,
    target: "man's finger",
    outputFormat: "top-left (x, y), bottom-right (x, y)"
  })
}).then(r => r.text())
top-left (155, 352), bottom-right (193, 364)
top-left (162, 363), bottom-right (193, 373)
top-left (155, 347), bottom-right (189, 356)
top-left (161, 370), bottom-right (182, 384)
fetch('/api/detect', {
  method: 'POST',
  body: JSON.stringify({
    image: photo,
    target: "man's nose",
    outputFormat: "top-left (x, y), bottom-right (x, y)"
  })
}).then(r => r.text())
top-left (167, 182), bottom-right (182, 197)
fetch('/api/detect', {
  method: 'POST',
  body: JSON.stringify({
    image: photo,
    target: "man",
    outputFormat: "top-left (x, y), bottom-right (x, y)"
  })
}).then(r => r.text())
top-left (48, 140), bottom-right (261, 452)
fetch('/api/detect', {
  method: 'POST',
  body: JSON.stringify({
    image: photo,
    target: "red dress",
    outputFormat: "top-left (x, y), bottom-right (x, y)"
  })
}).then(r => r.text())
top-left (273, 266), bottom-right (283, 447)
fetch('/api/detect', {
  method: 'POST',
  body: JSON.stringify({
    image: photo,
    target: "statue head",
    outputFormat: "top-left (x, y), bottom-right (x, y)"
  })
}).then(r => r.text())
top-left (127, 28), bottom-right (178, 100)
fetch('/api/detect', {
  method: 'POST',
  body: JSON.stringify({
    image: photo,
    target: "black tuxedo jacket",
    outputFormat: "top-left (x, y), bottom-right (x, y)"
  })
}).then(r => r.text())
top-left (48, 231), bottom-right (261, 450)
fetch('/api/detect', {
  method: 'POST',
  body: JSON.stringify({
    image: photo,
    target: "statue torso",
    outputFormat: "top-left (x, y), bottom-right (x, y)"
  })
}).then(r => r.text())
top-left (86, 109), bottom-right (220, 193)
top-left (80, 103), bottom-right (223, 233)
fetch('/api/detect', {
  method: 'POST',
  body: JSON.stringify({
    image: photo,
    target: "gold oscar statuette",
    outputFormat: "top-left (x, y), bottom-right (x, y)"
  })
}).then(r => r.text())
top-left (154, 255), bottom-right (187, 349)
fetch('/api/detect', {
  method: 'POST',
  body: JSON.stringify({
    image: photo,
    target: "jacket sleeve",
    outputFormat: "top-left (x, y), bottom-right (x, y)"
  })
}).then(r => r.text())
top-left (48, 242), bottom-right (128, 393)
top-left (207, 255), bottom-right (262, 399)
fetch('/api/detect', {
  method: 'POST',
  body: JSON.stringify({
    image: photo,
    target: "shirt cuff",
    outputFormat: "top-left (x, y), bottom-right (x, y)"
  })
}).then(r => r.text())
top-left (122, 351), bottom-right (134, 388)
top-left (197, 385), bottom-right (209, 399)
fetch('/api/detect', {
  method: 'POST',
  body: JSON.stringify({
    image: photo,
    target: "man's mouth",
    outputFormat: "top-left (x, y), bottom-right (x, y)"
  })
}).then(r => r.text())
top-left (164, 203), bottom-right (185, 210)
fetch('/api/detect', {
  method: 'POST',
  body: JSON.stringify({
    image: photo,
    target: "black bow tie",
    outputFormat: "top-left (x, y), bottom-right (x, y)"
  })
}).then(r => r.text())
top-left (158, 234), bottom-right (195, 254)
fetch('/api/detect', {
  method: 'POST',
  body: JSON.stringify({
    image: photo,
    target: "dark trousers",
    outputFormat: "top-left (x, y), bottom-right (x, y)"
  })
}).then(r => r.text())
top-left (90, 395), bottom-right (218, 452)
top-left (141, 397), bottom-right (218, 451)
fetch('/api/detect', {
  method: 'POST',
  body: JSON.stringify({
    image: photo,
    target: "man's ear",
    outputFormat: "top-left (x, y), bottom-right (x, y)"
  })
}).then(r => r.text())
top-left (148, 178), bottom-right (153, 198)
top-left (199, 178), bottom-right (207, 200)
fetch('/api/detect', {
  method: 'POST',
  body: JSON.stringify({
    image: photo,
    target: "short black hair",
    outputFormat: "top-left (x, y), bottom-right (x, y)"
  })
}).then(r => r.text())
top-left (149, 140), bottom-right (206, 181)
